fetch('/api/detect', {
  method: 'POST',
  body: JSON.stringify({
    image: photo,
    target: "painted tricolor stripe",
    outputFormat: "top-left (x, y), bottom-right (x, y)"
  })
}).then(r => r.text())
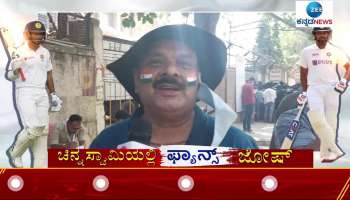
top-left (186, 73), bottom-right (197, 86)
top-left (139, 67), bottom-right (155, 83)
top-left (140, 73), bottom-right (153, 83)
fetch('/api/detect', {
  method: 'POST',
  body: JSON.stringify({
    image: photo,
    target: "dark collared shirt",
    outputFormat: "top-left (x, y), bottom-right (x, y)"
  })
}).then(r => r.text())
top-left (90, 106), bottom-right (257, 149)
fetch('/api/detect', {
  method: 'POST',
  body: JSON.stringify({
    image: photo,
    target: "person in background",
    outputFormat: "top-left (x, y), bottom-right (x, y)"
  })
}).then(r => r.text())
top-left (114, 110), bottom-right (130, 122)
top-left (263, 87), bottom-right (277, 123)
top-left (48, 114), bottom-right (86, 149)
top-left (255, 85), bottom-right (265, 122)
top-left (242, 77), bottom-right (256, 133)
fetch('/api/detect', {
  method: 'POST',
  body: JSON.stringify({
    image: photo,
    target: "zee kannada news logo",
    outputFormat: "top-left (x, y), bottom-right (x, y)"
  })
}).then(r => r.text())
top-left (296, 1), bottom-right (333, 27)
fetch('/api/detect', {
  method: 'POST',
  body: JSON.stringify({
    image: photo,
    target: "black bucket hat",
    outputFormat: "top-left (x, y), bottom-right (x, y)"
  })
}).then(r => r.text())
top-left (107, 24), bottom-right (227, 101)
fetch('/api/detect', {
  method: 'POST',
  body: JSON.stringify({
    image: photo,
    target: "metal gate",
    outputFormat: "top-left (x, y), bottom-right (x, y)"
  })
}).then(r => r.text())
top-left (103, 36), bottom-right (135, 126)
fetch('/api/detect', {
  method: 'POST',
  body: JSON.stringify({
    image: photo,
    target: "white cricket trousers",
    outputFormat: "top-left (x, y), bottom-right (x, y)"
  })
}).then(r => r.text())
top-left (307, 84), bottom-right (343, 158)
top-left (12, 87), bottom-right (49, 167)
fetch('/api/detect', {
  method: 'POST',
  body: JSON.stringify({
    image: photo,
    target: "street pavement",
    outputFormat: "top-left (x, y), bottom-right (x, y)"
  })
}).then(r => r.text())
top-left (233, 121), bottom-right (274, 149)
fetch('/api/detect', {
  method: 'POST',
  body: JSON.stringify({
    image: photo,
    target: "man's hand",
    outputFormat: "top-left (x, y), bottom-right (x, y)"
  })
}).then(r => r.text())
top-left (11, 58), bottom-right (25, 70)
top-left (50, 144), bottom-right (68, 149)
top-left (13, 68), bottom-right (21, 75)
top-left (14, 68), bottom-right (25, 81)
top-left (297, 92), bottom-right (307, 107)
top-left (8, 58), bottom-right (25, 81)
top-left (68, 141), bottom-right (79, 149)
top-left (50, 92), bottom-right (63, 112)
top-left (335, 78), bottom-right (348, 94)
top-left (8, 68), bottom-right (21, 80)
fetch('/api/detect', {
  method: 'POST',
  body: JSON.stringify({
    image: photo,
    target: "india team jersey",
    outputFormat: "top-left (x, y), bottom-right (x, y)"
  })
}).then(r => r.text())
top-left (11, 44), bottom-right (53, 88)
top-left (298, 43), bottom-right (348, 86)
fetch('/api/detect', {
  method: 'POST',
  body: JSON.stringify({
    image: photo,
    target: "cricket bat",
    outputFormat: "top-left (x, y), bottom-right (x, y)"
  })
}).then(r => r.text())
top-left (281, 102), bottom-right (307, 149)
top-left (0, 27), bottom-right (19, 60)
top-left (0, 27), bottom-right (26, 81)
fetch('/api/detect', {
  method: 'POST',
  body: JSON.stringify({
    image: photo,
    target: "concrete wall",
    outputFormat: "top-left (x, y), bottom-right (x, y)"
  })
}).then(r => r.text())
top-left (91, 18), bottom-right (107, 138)
top-left (214, 68), bottom-right (236, 112)
top-left (46, 18), bottom-right (105, 147)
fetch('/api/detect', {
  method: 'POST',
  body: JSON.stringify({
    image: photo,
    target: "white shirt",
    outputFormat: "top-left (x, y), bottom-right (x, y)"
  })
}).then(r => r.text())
top-left (10, 43), bottom-right (53, 89)
top-left (263, 88), bottom-right (276, 104)
top-left (297, 43), bottom-right (348, 86)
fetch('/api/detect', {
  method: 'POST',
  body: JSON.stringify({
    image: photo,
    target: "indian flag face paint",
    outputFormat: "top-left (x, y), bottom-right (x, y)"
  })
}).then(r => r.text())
top-left (139, 67), bottom-right (155, 84)
top-left (186, 70), bottom-right (198, 87)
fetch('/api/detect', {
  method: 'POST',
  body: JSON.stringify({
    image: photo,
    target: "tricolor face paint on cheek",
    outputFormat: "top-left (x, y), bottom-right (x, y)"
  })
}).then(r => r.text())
top-left (185, 70), bottom-right (198, 87)
top-left (186, 74), bottom-right (197, 86)
top-left (139, 66), bottom-right (199, 88)
top-left (139, 67), bottom-right (156, 84)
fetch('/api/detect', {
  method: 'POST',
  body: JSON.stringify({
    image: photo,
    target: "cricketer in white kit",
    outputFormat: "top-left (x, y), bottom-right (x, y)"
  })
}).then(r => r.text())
top-left (5, 21), bottom-right (62, 168)
top-left (297, 27), bottom-right (350, 163)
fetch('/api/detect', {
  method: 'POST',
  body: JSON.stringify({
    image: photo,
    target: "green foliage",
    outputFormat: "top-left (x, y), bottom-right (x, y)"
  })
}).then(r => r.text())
top-left (252, 13), bottom-right (312, 74)
top-left (120, 12), bottom-right (158, 28)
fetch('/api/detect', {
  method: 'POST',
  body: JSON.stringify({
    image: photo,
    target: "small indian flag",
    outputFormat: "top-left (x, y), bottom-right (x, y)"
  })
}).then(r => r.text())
top-left (139, 67), bottom-right (154, 83)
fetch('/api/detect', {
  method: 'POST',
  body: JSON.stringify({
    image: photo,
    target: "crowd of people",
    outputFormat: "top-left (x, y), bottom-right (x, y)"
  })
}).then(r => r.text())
top-left (242, 78), bottom-right (302, 133)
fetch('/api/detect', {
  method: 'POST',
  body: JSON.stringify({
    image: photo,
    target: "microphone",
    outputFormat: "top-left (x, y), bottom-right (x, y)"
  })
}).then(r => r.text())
top-left (117, 118), bottom-right (153, 149)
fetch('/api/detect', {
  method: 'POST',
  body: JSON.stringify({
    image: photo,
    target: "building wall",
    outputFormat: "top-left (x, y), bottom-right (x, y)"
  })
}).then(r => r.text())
top-left (91, 18), bottom-right (106, 137)
top-left (46, 18), bottom-right (105, 147)
top-left (214, 68), bottom-right (236, 112)
top-left (45, 42), bottom-right (96, 146)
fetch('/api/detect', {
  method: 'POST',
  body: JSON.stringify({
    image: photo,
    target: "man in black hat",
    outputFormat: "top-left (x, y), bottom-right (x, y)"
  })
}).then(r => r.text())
top-left (90, 25), bottom-right (257, 148)
top-left (6, 21), bottom-right (62, 167)
top-left (297, 27), bottom-right (350, 162)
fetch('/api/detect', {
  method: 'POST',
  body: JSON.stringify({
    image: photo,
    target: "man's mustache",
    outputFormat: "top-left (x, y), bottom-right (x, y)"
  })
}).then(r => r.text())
top-left (317, 36), bottom-right (328, 40)
top-left (152, 75), bottom-right (186, 90)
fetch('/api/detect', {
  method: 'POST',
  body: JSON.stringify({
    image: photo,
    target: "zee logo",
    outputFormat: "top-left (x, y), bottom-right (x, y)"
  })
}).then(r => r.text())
top-left (306, 1), bottom-right (323, 18)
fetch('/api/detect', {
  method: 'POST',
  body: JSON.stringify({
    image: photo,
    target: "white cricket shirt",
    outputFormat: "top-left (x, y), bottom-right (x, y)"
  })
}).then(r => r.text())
top-left (297, 43), bottom-right (348, 86)
top-left (11, 43), bottom-right (53, 89)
